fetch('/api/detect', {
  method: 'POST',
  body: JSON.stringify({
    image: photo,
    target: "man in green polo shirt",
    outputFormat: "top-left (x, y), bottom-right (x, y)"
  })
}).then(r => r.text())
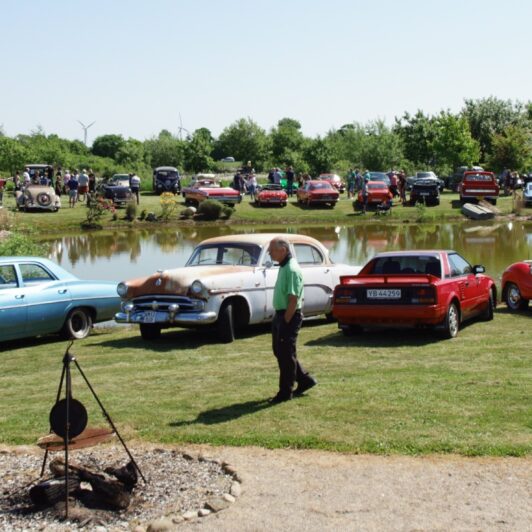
top-left (268, 237), bottom-right (317, 404)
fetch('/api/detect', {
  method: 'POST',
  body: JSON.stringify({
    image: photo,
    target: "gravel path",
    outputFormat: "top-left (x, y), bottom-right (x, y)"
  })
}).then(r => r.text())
top-left (1, 444), bottom-right (530, 531)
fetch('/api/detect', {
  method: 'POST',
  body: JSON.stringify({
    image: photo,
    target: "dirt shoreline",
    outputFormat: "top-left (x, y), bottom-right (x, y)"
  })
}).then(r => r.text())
top-left (1, 444), bottom-right (529, 531)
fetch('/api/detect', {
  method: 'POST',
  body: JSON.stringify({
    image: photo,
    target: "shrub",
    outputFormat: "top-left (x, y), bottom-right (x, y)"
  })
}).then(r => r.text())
top-left (0, 232), bottom-right (46, 256)
top-left (159, 192), bottom-right (180, 222)
top-left (139, 209), bottom-right (147, 220)
top-left (83, 193), bottom-right (116, 228)
top-left (222, 205), bottom-right (234, 219)
top-left (125, 200), bottom-right (137, 221)
top-left (197, 199), bottom-right (223, 220)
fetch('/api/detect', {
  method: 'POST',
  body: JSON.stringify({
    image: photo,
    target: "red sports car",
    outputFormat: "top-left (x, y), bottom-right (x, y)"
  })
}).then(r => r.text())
top-left (332, 250), bottom-right (496, 338)
top-left (255, 184), bottom-right (288, 207)
top-left (501, 261), bottom-right (532, 311)
top-left (458, 171), bottom-right (500, 205)
top-left (354, 181), bottom-right (393, 210)
top-left (318, 173), bottom-right (346, 193)
top-left (296, 180), bottom-right (339, 207)
top-left (182, 178), bottom-right (242, 206)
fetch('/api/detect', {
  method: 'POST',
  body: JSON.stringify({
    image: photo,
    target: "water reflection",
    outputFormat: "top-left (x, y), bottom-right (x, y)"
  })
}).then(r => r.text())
top-left (44, 222), bottom-right (532, 282)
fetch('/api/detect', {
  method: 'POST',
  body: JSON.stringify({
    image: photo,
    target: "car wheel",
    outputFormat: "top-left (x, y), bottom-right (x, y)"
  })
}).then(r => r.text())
top-left (482, 290), bottom-right (495, 321)
top-left (325, 312), bottom-right (336, 323)
top-left (441, 302), bottom-right (459, 339)
top-left (505, 282), bottom-right (529, 311)
top-left (216, 302), bottom-right (235, 343)
top-left (62, 308), bottom-right (92, 340)
top-left (140, 324), bottom-right (162, 340)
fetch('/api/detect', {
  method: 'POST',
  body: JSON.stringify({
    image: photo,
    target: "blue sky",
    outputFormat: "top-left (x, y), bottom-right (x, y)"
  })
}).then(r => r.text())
top-left (2, 0), bottom-right (530, 143)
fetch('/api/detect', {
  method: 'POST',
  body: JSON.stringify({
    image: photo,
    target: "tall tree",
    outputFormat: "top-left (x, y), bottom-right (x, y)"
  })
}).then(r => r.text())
top-left (185, 128), bottom-right (215, 172)
top-left (270, 118), bottom-right (306, 163)
top-left (91, 134), bottom-right (126, 160)
top-left (462, 97), bottom-right (521, 161)
top-left (144, 131), bottom-right (185, 169)
top-left (394, 111), bottom-right (436, 166)
top-left (215, 118), bottom-right (270, 169)
top-left (489, 124), bottom-right (532, 172)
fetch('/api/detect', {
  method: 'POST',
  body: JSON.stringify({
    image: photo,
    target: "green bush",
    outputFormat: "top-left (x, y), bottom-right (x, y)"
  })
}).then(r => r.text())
top-left (0, 233), bottom-right (46, 256)
top-left (197, 199), bottom-right (223, 220)
top-left (125, 200), bottom-right (137, 221)
top-left (222, 205), bottom-right (234, 219)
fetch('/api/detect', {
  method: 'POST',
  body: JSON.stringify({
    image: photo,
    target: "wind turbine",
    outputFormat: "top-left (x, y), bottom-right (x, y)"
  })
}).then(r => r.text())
top-left (177, 113), bottom-right (190, 140)
top-left (78, 120), bottom-right (96, 145)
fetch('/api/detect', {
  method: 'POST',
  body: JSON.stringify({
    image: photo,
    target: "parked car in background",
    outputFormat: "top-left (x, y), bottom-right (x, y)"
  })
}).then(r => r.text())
top-left (182, 177), bottom-right (242, 206)
top-left (523, 180), bottom-right (532, 206)
top-left (100, 174), bottom-right (133, 207)
top-left (332, 250), bottom-right (496, 339)
top-left (255, 184), bottom-right (288, 207)
top-left (410, 178), bottom-right (440, 206)
top-left (318, 173), bottom-right (346, 193)
top-left (368, 171), bottom-right (391, 188)
top-left (115, 233), bottom-right (361, 342)
top-left (354, 181), bottom-right (392, 210)
top-left (458, 171), bottom-right (500, 205)
top-left (153, 166), bottom-right (181, 195)
top-left (0, 257), bottom-right (120, 342)
top-left (501, 261), bottom-right (532, 311)
top-left (16, 184), bottom-right (61, 212)
top-left (296, 180), bottom-right (339, 207)
top-left (221, 156), bottom-right (235, 163)
top-left (445, 166), bottom-right (484, 191)
top-left (405, 172), bottom-right (444, 192)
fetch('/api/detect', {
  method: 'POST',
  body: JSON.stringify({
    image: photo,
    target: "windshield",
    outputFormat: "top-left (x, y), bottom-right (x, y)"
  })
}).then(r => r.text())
top-left (309, 182), bottom-right (332, 190)
top-left (186, 244), bottom-right (262, 266)
top-left (369, 255), bottom-right (441, 277)
top-left (156, 171), bottom-right (179, 180)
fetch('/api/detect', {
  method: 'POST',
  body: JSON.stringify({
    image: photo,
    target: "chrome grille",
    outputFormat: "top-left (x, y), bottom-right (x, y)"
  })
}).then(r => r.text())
top-left (131, 295), bottom-right (202, 312)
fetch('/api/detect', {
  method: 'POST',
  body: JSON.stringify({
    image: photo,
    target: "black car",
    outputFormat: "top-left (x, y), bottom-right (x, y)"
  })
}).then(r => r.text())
top-left (100, 174), bottom-right (133, 206)
top-left (153, 166), bottom-right (181, 195)
top-left (410, 179), bottom-right (440, 206)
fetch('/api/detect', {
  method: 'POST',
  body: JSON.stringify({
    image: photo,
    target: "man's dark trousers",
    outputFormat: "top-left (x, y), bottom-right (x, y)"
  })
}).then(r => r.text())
top-left (272, 310), bottom-right (307, 397)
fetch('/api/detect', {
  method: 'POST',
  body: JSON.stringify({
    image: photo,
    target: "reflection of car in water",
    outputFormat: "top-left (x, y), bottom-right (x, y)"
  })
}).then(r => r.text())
top-left (99, 174), bottom-right (133, 207)
top-left (17, 184), bottom-right (61, 212)
top-left (115, 233), bottom-right (361, 343)
top-left (153, 166), bottom-right (181, 195)
top-left (333, 250), bottom-right (496, 339)
top-left (0, 257), bottom-right (120, 342)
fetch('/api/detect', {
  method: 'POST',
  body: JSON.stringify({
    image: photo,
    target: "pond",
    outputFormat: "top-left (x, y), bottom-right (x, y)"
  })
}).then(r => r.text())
top-left (44, 221), bottom-right (532, 285)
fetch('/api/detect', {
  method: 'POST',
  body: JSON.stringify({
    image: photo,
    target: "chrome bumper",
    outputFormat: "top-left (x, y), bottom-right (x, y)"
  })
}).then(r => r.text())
top-left (115, 310), bottom-right (218, 326)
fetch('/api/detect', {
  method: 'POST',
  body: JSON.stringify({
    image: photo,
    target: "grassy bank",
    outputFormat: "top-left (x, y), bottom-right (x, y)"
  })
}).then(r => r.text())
top-left (1, 190), bottom-right (529, 235)
top-left (1, 307), bottom-right (530, 456)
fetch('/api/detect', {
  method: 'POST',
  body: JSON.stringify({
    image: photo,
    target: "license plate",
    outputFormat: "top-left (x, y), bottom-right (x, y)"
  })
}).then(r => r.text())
top-left (142, 311), bottom-right (156, 323)
top-left (420, 192), bottom-right (429, 196)
top-left (367, 289), bottom-right (401, 299)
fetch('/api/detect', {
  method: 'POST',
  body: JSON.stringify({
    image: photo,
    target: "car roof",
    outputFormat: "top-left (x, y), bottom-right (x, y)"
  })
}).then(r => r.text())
top-left (372, 250), bottom-right (453, 258)
top-left (155, 166), bottom-right (178, 171)
top-left (197, 233), bottom-right (325, 247)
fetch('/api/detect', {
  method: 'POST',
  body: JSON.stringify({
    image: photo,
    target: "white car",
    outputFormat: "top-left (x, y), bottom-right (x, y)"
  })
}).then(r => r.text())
top-left (16, 185), bottom-right (61, 212)
top-left (115, 233), bottom-right (361, 342)
top-left (524, 180), bottom-right (532, 206)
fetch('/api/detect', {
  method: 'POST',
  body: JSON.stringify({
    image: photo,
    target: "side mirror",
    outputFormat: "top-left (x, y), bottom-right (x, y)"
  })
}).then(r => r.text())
top-left (264, 260), bottom-right (273, 269)
top-left (473, 265), bottom-right (485, 275)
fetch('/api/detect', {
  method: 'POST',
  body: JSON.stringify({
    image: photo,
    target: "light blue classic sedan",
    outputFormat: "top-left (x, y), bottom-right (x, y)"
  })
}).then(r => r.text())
top-left (0, 257), bottom-right (120, 342)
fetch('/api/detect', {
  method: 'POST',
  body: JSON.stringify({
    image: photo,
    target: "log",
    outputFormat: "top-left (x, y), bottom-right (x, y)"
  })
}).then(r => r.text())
top-left (105, 461), bottom-right (138, 490)
top-left (49, 457), bottom-right (131, 510)
top-left (29, 477), bottom-right (80, 506)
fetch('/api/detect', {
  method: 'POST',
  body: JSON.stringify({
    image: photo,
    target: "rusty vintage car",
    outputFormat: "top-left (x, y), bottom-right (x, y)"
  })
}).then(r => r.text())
top-left (115, 233), bottom-right (361, 342)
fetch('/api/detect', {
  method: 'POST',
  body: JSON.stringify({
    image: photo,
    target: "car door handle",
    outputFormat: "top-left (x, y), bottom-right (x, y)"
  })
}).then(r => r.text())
top-left (15, 294), bottom-right (25, 299)
top-left (324, 269), bottom-right (330, 273)
top-left (58, 289), bottom-right (68, 294)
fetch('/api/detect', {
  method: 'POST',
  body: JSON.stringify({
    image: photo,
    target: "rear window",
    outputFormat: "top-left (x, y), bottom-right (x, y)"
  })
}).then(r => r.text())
top-left (464, 174), bottom-right (494, 182)
top-left (369, 256), bottom-right (441, 277)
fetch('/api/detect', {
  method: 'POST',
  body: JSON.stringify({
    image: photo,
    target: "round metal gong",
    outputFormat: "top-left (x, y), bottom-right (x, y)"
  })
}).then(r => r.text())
top-left (49, 398), bottom-right (88, 439)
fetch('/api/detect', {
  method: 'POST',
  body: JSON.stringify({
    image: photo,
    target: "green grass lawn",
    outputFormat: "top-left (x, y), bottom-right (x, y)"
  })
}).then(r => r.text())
top-left (1, 307), bottom-right (530, 456)
top-left (1, 190), bottom-right (526, 235)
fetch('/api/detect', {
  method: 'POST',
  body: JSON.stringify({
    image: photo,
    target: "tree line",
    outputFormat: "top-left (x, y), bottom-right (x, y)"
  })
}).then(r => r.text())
top-left (1, 97), bottom-right (530, 179)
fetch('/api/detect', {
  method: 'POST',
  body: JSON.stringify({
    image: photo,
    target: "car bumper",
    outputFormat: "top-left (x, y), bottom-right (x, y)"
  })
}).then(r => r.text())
top-left (333, 304), bottom-right (447, 326)
top-left (115, 310), bottom-right (218, 326)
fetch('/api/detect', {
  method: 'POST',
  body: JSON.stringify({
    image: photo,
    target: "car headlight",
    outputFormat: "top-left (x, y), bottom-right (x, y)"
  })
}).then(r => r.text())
top-left (117, 282), bottom-right (129, 298)
top-left (190, 280), bottom-right (204, 295)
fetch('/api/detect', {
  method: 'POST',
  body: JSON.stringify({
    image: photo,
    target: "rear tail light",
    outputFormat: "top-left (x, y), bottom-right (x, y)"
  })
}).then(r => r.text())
top-left (334, 287), bottom-right (357, 304)
top-left (411, 286), bottom-right (436, 304)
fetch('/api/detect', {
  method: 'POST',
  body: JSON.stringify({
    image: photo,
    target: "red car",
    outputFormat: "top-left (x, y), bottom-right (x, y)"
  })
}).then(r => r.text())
top-left (332, 250), bottom-right (496, 338)
top-left (501, 261), bottom-right (532, 311)
top-left (182, 178), bottom-right (242, 207)
top-left (296, 180), bottom-right (339, 207)
top-left (354, 181), bottom-right (393, 210)
top-left (318, 173), bottom-right (346, 193)
top-left (458, 171), bottom-right (500, 205)
top-left (255, 184), bottom-right (288, 207)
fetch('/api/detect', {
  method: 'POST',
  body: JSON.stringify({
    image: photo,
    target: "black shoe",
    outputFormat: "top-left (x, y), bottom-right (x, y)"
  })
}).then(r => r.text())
top-left (268, 392), bottom-right (292, 404)
top-left (294, 377), bottom-right (317, 396)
